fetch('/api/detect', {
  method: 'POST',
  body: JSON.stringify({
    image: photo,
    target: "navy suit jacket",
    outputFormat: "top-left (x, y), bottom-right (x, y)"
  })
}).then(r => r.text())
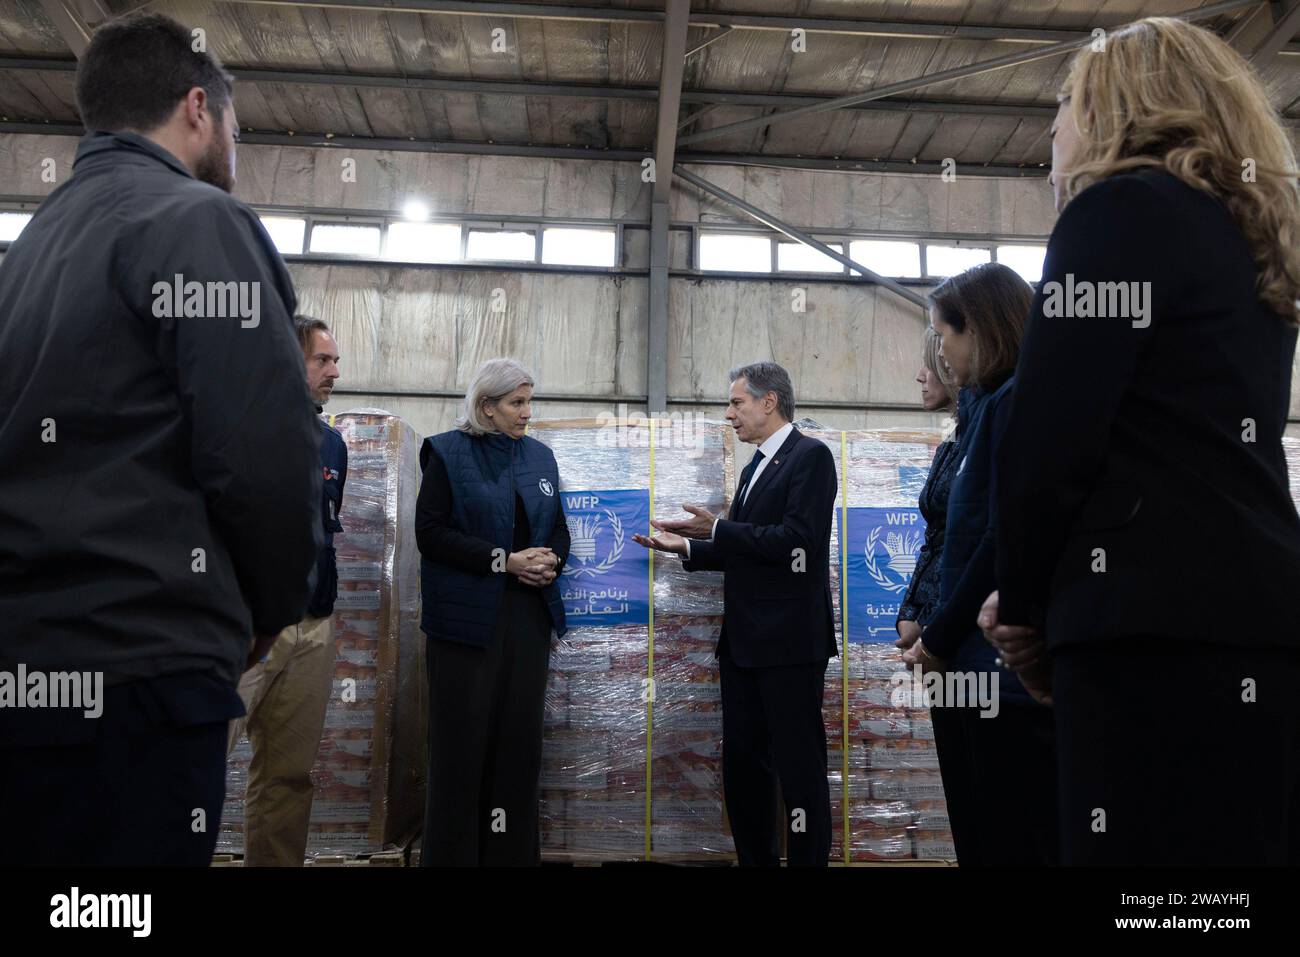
top-left (682, 426), bottom-right (840, 667)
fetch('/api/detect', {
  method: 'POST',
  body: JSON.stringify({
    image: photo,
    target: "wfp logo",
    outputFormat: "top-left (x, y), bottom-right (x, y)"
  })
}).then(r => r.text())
top-left (563, 506), bottom-right (624, 578)
top-left (864, 526), bottom-right (922, 593)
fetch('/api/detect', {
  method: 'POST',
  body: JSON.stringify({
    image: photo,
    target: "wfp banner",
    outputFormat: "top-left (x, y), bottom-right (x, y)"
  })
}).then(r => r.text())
top-left (840, 506), bottom-right (927, 643)
top-left (558, 488), bottom-right (650, 626)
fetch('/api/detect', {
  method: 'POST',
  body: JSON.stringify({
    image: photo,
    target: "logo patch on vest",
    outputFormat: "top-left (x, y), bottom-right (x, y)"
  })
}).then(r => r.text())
top-left (539, 478), bottom-right (554, 496)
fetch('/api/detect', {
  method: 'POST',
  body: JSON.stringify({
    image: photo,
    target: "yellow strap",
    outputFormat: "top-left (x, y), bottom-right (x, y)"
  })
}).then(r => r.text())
top-left (644, 418), bottom-right (656, 861)
top-left (328, 413), bottom-right (335, 427)
top-left (840, 431), bottom-right (850, 865)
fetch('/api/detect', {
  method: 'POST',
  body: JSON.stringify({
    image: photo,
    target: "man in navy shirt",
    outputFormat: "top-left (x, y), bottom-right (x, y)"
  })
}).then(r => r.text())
top-left (228, 316), bottom-right (347, 866)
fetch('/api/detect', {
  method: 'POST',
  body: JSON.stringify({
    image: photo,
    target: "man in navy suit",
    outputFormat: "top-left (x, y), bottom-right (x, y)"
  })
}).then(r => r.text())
top-left (634, 362), bottom-right (838, 866)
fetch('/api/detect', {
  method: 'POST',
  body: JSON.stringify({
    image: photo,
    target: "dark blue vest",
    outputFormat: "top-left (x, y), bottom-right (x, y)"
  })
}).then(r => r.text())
top-left (306, 418), bottom-right (347, 619)
top-left (418, 429), bottom-right (567, 646)
top-left (939, 376), bottom-right (1029, 702)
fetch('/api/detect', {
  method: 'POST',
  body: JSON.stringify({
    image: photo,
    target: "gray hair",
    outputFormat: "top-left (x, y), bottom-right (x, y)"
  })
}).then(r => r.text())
top-left (728, 361), bottom-right (795, 422)
top-left (457, 357), bottom-right (536, 435)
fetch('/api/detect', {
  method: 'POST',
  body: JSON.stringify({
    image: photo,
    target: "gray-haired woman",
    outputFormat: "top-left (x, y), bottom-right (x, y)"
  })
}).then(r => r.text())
top-left (415, 357), bottom-right (570, 866)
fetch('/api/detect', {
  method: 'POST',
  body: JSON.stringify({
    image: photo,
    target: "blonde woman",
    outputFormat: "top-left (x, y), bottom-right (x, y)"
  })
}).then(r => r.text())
top-left (981, 17), bottom-right (1300, 865)
top-left (415, 358), bottom-right (570, 866)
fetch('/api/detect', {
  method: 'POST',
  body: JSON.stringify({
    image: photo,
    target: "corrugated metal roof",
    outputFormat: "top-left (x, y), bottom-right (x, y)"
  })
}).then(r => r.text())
top-left (0, 0), bottom-right (1294, 168)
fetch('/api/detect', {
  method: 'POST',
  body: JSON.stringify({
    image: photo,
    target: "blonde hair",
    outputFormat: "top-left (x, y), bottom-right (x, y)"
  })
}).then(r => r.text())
top-left (922, 326), bottom-right (957, 412)
top-left (1059, 16), bottom-right (1300, 324)
top-left (457, 357), bottom-right (535, 435)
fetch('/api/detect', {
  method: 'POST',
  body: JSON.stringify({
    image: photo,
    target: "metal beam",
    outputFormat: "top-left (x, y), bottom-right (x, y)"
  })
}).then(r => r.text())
top-left (0, 55), bottom-right (1062, 120)
top-left (36, 0), bottom-right (110, 57)
top-left (686, 26), bottom-right (732, 58)
top-left (653, 1), bottom-right (689, 207)
top-left (193, 0), bottom-right (1103, 43)
top-left (0, 122), bottom-right (1052, 175)
top-left (677, 0), bottom-right (1261, 147)
top-left (648, 0), bottom-right (689, 415)
top-left (673, 166), bottom-right (928, 311)
top-left (1250, 1), bottom-right (1300, 67)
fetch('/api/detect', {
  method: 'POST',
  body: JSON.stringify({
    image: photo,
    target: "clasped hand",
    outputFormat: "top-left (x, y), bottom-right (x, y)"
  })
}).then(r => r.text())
top-left (507, 547), bottom-right (559, 587)
top-left (978, 590), bottom-right (1052, 706)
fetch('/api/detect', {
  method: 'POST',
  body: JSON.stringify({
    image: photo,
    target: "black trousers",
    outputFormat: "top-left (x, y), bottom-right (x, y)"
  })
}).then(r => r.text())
top-left (719, 651), bottom-right (831, 866)
top-left (1054, 637), bottom-right (1300, 866)
top-left (930, 704), bottom-right (980, 865)
top-left (422, 587), bottom-right (553, 867)
top-left (0, 698), bottom-right (227, 867)
top-left (931, 695), bottom-right (1059, 866)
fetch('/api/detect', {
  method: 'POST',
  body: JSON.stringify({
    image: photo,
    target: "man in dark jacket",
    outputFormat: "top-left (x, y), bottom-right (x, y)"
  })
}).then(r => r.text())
top-left (228, 316), bottom-right (346, 866)
top-left (634, 362), bottom-right (838, 866)
top-left (0, 12), bottom-right (321, 866)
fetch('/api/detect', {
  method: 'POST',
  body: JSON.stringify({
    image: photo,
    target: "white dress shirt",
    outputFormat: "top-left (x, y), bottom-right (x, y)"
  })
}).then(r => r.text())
top-left (684, 421), bottom-right (793, 559)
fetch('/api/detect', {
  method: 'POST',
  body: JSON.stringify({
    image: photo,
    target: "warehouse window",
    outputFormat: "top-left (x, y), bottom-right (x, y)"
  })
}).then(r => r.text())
top-left (699, 233), bottom-right (772, 273)
top-left (848, 239), bottom-right (922, 279)
top-left (542, 227), bottom-right (616, 267)
top-left (386, 221), bottom-right (462, 262)
top-left (925, 244), bottom-right (991, 278)
top-left (776, 241), bottom-right (843, 274)
top-left (309, 222), bottom-right (381, 257)
top-left (259, 215), bottom-right (307, 255)
top-left (466, 229), bottom-right (536, 262)
top-left (997, 244), bottom-right (1048, 283)
top-left (0, 212), bottom-right (33, 242)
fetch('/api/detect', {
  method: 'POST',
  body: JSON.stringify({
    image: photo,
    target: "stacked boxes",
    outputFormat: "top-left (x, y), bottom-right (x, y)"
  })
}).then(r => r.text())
top-left (531, 417), bottom-right (735, 860)
top-left (533, 418), bottom-right (952, 862)
top-left (805, 428), bottom-right (952, 863)
top-left (220, 411), bottom-right (425, 860)
top-left (1285, 437), bottom-right (1300, 508)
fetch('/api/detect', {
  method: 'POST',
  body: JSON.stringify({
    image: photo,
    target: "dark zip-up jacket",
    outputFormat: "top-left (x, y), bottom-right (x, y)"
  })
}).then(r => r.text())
top-left (308, 416), bottom-right (348, 619)
top-left (0, 132), bottom-right (322, 689)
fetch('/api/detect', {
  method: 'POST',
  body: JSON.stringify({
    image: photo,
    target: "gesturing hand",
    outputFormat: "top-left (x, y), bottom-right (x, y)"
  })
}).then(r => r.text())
top-left (649, 504), bottom-right (717, 540)
top-left (631, 531), bottom-right (688, 555)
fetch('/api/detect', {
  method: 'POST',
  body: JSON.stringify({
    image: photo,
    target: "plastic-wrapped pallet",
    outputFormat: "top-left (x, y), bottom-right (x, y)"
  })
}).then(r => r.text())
top-left (219, 410), bottom-right (425, 860)
top-left (802, 428), bottom-right (950, 863)
top-left (1285, 437), bottom-right (1300, 509)
top-left (530, 416), bottom-right (736, 860)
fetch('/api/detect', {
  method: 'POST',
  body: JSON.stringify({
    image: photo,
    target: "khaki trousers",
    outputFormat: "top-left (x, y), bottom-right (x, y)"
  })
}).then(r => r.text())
top-left (228, 615), bottom-right (335, 866)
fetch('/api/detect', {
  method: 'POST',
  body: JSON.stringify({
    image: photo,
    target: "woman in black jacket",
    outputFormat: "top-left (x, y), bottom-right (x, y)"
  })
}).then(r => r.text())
top-left (415, 357), bottom-right (570, 867)
top-left (903, 262), bottom-right (1058, 866)
top-left (894, 327), bottom-right (973, 860)
top-left (983, 17), bottom-right (1300, 865)
top-left (895, 327), bottom-right (961, 649)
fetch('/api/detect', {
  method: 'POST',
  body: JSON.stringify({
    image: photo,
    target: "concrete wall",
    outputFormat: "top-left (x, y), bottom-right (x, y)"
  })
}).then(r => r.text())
top-left (3, 133), bottom-right (1298, 441)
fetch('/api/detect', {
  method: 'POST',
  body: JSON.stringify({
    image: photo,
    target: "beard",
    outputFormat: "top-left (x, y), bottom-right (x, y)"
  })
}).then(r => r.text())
top-left (194, 132), bottom-right (234, 193)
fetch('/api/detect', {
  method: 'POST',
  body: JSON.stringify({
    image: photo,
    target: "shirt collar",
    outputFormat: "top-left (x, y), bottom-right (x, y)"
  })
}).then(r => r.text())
top-left (73, 130), bottom-right (195, 180)
top-left (756, 421), bottom-right (794, 461)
